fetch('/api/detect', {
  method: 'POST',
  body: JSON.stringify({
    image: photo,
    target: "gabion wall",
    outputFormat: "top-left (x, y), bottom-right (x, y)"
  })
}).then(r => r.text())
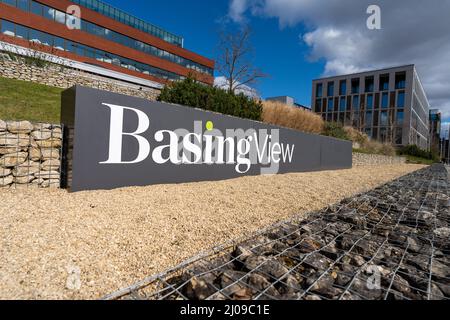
top-left (0, 119), bottom-right (61, 188)
top-left (0, 52), bottom-right (160, 101)
top-left (353, 153), bottom-right (406, 166)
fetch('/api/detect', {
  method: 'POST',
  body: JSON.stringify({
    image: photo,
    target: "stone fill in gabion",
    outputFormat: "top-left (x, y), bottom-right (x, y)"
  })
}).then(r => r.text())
top-left (0, 119), bottom-right (61, 188)
top-left (0, 53), bottom-right (160, 101)
top-left (107, 164), bottom-right (450, 300)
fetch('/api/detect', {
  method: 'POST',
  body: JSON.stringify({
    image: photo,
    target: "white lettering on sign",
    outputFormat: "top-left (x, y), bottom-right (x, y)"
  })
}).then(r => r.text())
top-left (99, 103), bottom-right (295, 174)
top-left (99, 103), bottom-right (150, 164)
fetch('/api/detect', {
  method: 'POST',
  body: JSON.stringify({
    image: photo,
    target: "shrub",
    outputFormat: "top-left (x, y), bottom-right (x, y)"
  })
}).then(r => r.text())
top-left (343, 126), bottom-right (395, 156)
top-left (261, 101), bottom-right (324, 134)
top-left (323, 122), bottom-right (350, 140)
top-left (359, 140), bottom-right (395, 156)
top-left (399, 145), bottom-right (439, 161)
top-left (344, 126), bottom-right (368, 146)
top-left (24, 56), bottom-right (48, 68)
top-left (157, 77), bottom-right (263, 121)
top-left (379, 143), bottom-right (396, 157)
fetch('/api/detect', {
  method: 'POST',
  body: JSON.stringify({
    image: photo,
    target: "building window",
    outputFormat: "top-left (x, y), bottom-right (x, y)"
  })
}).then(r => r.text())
top-left (380, 128), bottom-right (388, 143)
top-left (339, 80), bottom-right (347, 96)
top-left (373, 111), bottom-right (379, 126)
top-left (395, 128), bottom-right (403, 145)
top-left (327, 113), bottom-right (332, 122)
top-left (1, 20), bottom-right (15, 36)
top-left (43, 5), bottom-right (55, 20)
top-left (353, 112), bottom-right (359, 127)
top-left (316, 83), bottom-right (323, 98)
top-left (395, 72), bottom-right (406, 89)
top-left (327, 99), bottom-right (334, 111)
top-left (15, 24), bottom-right (27, 39)
top-left (372, 128), bottom-right (378, 140)
top-left (380, 111), bottom-right (389, 126)
top-left (379, 74), bottom-right (389, 91)
top-left (352, 95), bottom-right (360, 110)
top-left (87, 21), bottom-right (106, 37)
top-left (367, 94), bottom-right (374, 110)
top-left (31, 1), bottom-right (43, 16)
top-left (55, 9), bottom-right (66, 24)
top-left (315, 99), bottom-right (322, 113)
top-left (397, 110), bottom-right (404, 125)
top-left (17, 0), bottom-right (29, 11)
top-left (53, 37), bottom-right (64, 51)
top-left (2, 0), bottom-right (15, 6)
top-left (397, 91), bottom-right (405, 108)
top-left (351, 78), bottom-right (360, 94)
top-left (365, 128), bottom-right (372, 138)
top-left (339, 97), bottom-right (346, 112)
top-left (381, 92), bottom-right (389, 109)
top-left (365, 76), bottom-right (374, 93)
top-left (345, 113), bottom-right (351, 126)
top-left (365, 111), bottom-right (373, 127)
top-left (327, 82), bottom-right (334, 97)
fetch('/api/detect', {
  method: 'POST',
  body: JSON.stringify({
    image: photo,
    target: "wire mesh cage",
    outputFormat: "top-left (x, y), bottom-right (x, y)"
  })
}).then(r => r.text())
top-left (0, 120), bottom-right (62, 189)
top-left (105, 165), bottom-right (450, 301)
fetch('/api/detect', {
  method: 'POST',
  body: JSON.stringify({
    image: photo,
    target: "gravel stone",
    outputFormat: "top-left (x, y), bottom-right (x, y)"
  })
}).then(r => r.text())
top-left (0, 164), bottom-right (432, 299)
top-left (119, 164), bottom-right (450, 301)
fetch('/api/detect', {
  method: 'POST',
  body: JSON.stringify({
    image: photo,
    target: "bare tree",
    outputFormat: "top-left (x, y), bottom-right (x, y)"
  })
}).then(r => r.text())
top-left (216, 27), bottom-right (267, 94)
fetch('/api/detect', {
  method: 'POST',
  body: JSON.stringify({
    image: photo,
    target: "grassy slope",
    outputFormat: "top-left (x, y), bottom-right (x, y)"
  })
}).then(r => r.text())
top-left (404, 155), bottom-right (435, 165)
top-left (0, 76), bottom-right (63, 123)
top-left (354, 149), bottom-right (436, 165)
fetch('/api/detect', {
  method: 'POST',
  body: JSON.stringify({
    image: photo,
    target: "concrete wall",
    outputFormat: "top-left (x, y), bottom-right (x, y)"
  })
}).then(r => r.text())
top-left (0, 117), bottom-right (408, 190)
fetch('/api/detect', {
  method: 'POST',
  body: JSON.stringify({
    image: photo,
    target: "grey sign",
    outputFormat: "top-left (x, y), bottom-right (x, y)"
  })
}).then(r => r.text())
top-left (61, 86), bottom-right (352, 192)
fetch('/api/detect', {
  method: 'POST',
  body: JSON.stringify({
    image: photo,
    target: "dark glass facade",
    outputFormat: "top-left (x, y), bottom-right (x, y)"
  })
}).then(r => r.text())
top-left (2, 0), bottom-right (212, 75)
top-left (70, 0), bottom-right (183, 47)
top-left (0, 0), bottom-right (214, 85)
top-left (0, 19), bottom-right (183, 81)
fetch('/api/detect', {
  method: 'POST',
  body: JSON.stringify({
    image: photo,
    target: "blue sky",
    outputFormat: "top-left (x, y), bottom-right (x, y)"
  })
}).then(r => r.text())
top-left (104, 0), bottom-right (324, 106)
top-left (103, 0), bottom-right (450, 129)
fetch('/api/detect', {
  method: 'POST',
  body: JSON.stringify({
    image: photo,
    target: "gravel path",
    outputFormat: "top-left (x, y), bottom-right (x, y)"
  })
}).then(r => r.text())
top-left (0, 164), bottom-right (425, 299)
top-left (119, 165), bottom-right (449, 300)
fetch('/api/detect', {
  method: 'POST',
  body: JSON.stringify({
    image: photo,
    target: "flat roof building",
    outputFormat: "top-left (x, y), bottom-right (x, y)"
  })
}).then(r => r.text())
top-left (0, 0), bottom-right (214, 87)
top-left (266, 96), bottom-right (311, 111)
top-left (311, 65), bottom-right (430, 149)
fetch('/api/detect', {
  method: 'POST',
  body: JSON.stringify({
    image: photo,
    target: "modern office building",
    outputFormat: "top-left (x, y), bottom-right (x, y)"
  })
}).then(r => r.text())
top-left (442, 138), bottom-right (449, 164)
top-left (311, 65), bottom-right (430, 149)
top-left (429, 109), bottom-right (441, 154)
top-left (267, 96), bottom-right (295, 106)
top-left (441, 124), bottom-right (450, 164)
top-left (0, 0), bottom-right (214, 88)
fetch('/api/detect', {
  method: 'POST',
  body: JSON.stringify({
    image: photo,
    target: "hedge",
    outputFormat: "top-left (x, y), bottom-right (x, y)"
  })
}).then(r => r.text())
top-left (157, 78), bottom-right (263, 121)
top-left (399, 145), bottom-right (439, 161)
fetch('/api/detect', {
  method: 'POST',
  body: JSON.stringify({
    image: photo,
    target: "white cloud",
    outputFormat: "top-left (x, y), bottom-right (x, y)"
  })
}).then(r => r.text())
top-left (214, 76), bottom-right (260, 98)
top-left (228, 0), bottom-right (450, 121)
